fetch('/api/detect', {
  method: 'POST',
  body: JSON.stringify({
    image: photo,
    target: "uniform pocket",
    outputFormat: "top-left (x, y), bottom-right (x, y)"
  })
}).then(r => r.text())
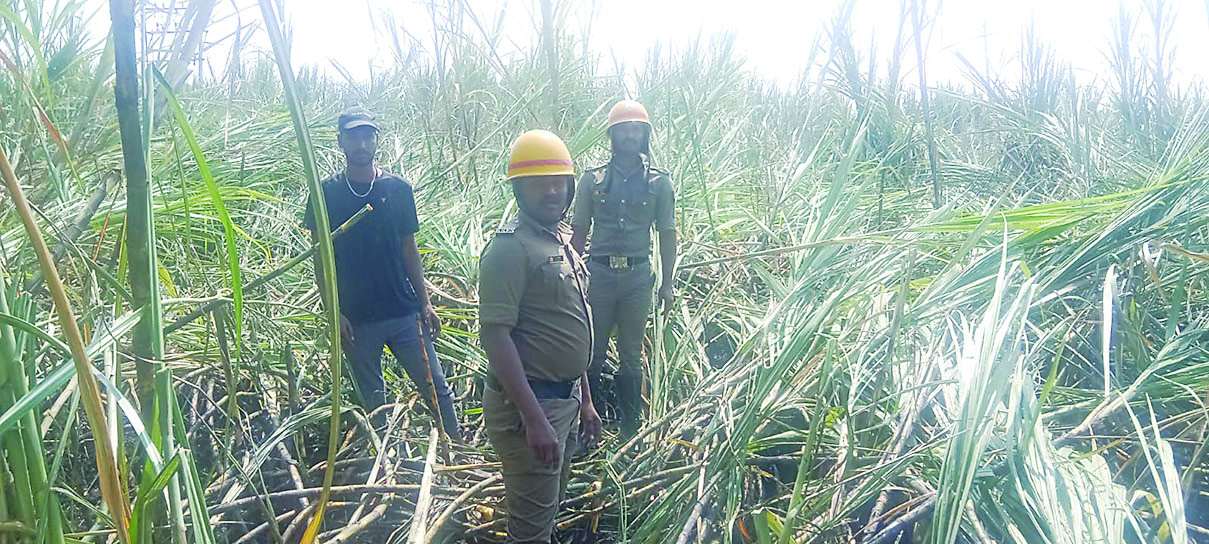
top-left (624, 191), bottom-right (657, 228)
top-left (541, 261), bottom-right (581, 306)
top-left (483, 387), bottom-right (524, 434)
top-left (538, 397), bottom-right (582, 437)
top-left (598, 192), bottom-right (621, 224)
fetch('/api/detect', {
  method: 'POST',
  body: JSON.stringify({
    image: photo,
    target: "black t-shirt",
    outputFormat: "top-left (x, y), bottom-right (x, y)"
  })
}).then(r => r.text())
top-left (303, 172), bottom-right (420, 323)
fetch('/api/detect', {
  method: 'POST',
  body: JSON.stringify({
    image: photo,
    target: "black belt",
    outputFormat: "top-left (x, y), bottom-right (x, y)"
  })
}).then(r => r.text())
top-left (487, 374), bottom-right (581, 400)
top-left (590, 255), bottom-right (649, 269)
top-left (528, 376), bottom-right (580, 399)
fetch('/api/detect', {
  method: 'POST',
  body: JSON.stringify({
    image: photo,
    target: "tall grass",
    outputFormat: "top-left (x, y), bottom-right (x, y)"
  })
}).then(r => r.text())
top-left (0, 0), bottom-right (1205, 542)
top-left (109, 1), bottom-right (188, 542)
top-left (0, 139), bottom-right (130, 542)
top-left (256, 1), bottom-right (345, 541)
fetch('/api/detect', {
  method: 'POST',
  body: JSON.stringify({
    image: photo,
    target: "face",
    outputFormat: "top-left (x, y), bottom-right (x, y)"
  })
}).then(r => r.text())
top-left (338, 126), bottom-right (378, 167)
top-left (609, 121), bottom-right (648, 156)
top-left (513, 175), bottom-right (570, 225)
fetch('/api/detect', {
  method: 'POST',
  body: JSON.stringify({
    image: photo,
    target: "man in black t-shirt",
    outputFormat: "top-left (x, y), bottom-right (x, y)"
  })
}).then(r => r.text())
top-left (303, 107), bottom-right (459, 437)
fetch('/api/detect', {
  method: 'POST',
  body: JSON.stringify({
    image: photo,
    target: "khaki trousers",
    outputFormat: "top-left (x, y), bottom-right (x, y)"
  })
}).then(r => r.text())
top-left (483, 386), bottom-right (581, 543)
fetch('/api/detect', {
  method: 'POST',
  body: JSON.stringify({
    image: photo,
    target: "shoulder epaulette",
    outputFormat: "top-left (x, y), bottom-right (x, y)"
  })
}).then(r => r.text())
top-left (586, 165), bottom-right (609, 186)
top-left (650, 166), bottom-right (671, 177)
top-left (495, 219), bottom-right (519, 235)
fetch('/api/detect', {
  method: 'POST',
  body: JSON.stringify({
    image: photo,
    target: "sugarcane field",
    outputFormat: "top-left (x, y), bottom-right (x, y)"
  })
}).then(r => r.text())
top-left (2, 0), bottom-right (1209, 542)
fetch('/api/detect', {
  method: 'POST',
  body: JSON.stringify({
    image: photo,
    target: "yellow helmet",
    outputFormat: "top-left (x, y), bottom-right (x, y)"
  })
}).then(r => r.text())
top-left (606, 100), bottom-right (650, 128)
top-left (506, 130), bottom-right (574, 180)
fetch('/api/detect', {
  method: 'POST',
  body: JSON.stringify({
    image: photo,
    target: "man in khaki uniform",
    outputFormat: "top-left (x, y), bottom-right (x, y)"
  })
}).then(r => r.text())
top-left (480, 130), bottom-right (603, 543)
top-left (571, 100), bottom-right (677, 438)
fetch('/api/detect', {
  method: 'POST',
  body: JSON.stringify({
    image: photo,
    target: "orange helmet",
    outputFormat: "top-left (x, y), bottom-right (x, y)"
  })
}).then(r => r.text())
top-left (506, 130), bottom-right (574, 180)
top-left (606, 100), bottom-right (650, 128)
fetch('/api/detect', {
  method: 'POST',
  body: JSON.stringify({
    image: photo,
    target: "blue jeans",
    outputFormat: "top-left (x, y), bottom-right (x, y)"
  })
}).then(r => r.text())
top-left (346, 314), bottom-right (459, 436)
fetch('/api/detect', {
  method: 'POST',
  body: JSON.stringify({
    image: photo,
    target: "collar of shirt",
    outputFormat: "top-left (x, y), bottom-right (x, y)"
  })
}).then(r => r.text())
top-left (607, 153), bottom-right (650, 186)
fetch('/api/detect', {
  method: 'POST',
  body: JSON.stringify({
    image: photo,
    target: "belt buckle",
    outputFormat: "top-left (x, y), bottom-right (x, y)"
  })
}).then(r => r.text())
top-left (609, 255), bottom-right (629, 269)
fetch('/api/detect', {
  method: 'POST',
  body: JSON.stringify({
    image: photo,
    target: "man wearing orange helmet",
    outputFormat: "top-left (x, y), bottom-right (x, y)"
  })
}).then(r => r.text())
top-left (571, 99), bottom-right (677, 439)
top-left (479, 130), bottom-right (602, 543)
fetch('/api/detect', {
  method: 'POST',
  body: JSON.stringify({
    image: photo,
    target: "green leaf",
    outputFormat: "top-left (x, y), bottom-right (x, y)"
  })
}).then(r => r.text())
top-left (0, 308), bottom-right (143, 437)
top-left (129, 454), bottom-right (181, 544)
top-left (153, 67), bottom-right (245, 431)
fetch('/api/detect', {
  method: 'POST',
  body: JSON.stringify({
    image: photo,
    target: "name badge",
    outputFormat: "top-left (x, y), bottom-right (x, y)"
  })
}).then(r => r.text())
top-left (548, 255), bottom-right (565, 264)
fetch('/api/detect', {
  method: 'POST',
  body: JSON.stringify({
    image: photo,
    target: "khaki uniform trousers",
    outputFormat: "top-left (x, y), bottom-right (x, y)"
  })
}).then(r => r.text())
top-left (484, 386), bottom-right (581, 543)
top-left (586, 260), bottom-right (655, 377)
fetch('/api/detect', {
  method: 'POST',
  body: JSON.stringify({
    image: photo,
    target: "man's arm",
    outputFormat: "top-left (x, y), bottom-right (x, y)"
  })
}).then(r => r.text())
top-left (578, 371), bottom-right (601, 447)
top-left (401, 233), bottom-right (440, 334)
top-left (655, 176), bottom-right (678, 311)
top-left (312, 230), bottom-right (354, 342)
top-left (570, 172), bottom-right (594, 255)
top-left (395, 182), bottom-right (441, 333)
top-left (571, 227), bottom-right (589, 256)
top-left (657, 229), bottom-right (677, 312)
top-left (658, 229), bottom-right (677, 286)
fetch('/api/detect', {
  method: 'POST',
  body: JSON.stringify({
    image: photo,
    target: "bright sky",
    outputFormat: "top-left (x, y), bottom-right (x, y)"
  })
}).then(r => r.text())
top-left (272, 0), bottom-right (1209, 88)
top-left (83, 0), bottom-right (1209, 88)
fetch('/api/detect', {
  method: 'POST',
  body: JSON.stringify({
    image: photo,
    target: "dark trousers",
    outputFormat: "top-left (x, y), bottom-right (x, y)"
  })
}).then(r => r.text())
top-left (346, 314), bottom-right (459, 436)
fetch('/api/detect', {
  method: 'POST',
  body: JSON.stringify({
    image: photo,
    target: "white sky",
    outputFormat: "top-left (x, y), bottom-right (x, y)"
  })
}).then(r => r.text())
top-left (85, 0), bottom-right (1209, 88)
top-left (273, 0), bottom-right (1209, 88)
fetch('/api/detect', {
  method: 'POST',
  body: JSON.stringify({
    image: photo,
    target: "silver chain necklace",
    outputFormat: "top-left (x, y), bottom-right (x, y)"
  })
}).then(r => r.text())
top-left (345, 167), bottom-right (379, 198)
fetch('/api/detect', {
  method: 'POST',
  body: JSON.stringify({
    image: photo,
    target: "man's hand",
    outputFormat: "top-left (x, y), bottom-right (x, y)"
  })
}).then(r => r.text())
top-left (579, 399), bottom-right (603, 448)
top-left (422, 303), bottom-right (442, 338)
top-left (524, 413), bottom-right (562, 468)
top-left (339, 314), bottom-right (355, 344)
top-left (658, 284), bottom-right (674, 314)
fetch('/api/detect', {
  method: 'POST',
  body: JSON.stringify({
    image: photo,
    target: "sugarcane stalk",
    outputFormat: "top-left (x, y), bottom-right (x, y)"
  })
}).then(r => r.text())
top-left (425, 473), bottom-right (501, 541)
top-left (231, 508), bottom-right (295, 544)
top-left (209, 484), bottom-right (425, 515)
top-left (257, 2), bottom-right (345, 541)
top-left (22, 186), bottom-right (107, 295)
top-left (329, 502), bottom-right (389, 543)
top-left (408, 428), bottom-right (440, 543)
top-left (910, 0), bottom-right (943, 207)
top-left (110, 0), bottom-right (186, 541)
top-left (1, 138), bottom-right (131, 543)
top-left (417, 315), bottom-right (449, 444)
top-left (0, 283), bottom-right (39, 537)
top-left (0, 279), bottom-right (66, 544)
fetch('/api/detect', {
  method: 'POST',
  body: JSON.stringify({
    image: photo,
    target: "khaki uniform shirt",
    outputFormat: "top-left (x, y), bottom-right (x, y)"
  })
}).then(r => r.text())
top-left (479, 213), bottom-right (592, 382)
top-left (571, 156), bottom-right (675, 257)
